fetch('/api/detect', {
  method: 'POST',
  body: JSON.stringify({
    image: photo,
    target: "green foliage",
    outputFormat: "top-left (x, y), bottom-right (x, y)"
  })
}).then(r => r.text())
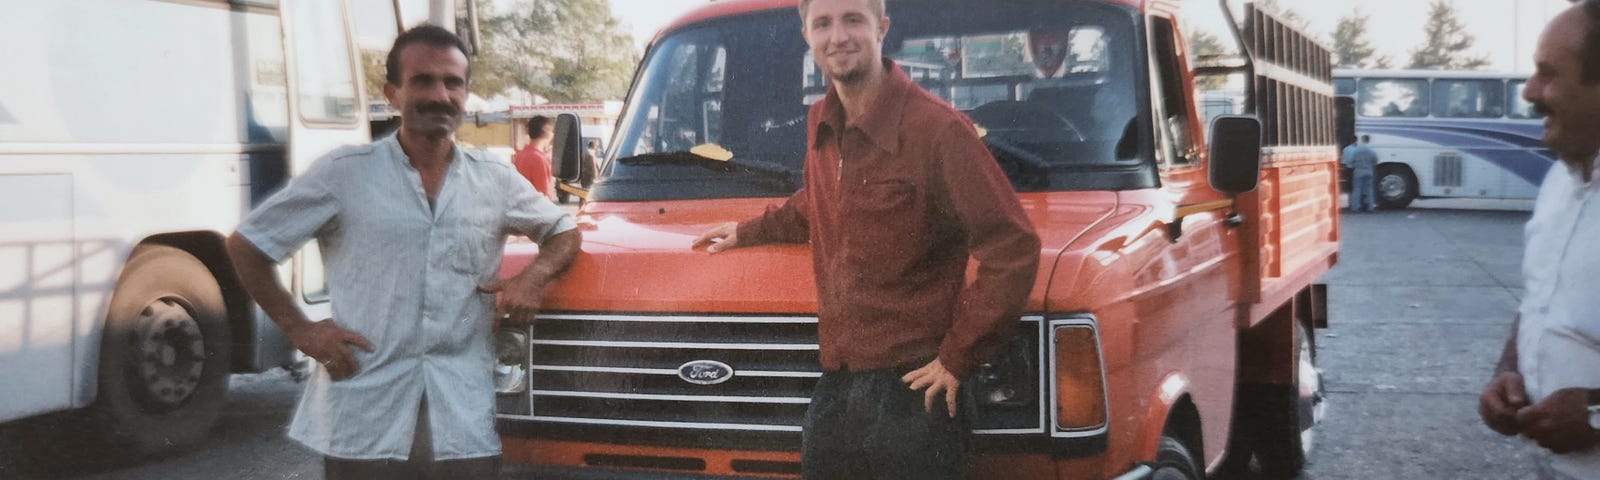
top-left (1330, 9), bottom-right (1391, 69)
top-left (472, 0), bottom-right (639, 101)
top-left (1186, 30), bottom-right (1227, 90)
top-left (1407, 0), bottom-right (1489, 70)
top-left (1254, 0), bottom-right (1311, 31)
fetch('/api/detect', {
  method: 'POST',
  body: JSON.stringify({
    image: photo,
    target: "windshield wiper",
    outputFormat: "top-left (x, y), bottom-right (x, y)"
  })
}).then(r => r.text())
top-left (616, 146), bottom-right (800, 180)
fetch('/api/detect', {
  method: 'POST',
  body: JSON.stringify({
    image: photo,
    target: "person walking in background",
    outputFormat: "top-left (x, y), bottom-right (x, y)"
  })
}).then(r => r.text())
top-left (691, 0), bottom-right (1040, 477)
top-left (1343, 134), bottom-right (1379, 212)
top-left (514, 115), bottom-right (556, 200)
top-left (225, 25), bottom-right (580, 479)
top-left (1478, 3), bottom-right (1600, 478)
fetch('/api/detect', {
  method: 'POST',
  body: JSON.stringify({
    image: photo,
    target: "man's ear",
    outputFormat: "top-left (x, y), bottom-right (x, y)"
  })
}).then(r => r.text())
top-left (877, 15), bottom-right (890, 40)
top-left (383, 82), bottom-right (399, 108)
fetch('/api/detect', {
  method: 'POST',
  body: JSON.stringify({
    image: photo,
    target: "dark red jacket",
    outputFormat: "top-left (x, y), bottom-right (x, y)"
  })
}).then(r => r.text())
top-left (737, 59), bottom-right (1040, 378)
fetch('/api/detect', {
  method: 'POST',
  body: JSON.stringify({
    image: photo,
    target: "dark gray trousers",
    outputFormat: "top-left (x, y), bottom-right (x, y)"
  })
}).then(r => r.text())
top-left (801, 368), bottom-right (974, 480)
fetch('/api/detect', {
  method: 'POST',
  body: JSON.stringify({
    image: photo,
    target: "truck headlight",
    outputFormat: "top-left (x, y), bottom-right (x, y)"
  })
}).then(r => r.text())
top-left (494, 329), bottom-right (529, 394)
top-left (973, 335), bottom-right (1037, 407)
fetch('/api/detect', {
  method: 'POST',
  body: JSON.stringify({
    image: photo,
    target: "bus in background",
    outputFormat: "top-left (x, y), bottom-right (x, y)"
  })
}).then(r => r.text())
top-left (1333, 69), bottom-right (1551, 208)
top-left (0, 0), bottom-right (474, 457)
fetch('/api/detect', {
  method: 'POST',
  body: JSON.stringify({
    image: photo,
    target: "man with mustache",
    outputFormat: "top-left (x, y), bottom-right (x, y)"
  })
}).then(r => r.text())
top-left (226, 25), bottom-right (580, 479)
top-left (1478, 2), bottom-right (1600, 478)
top-left (691, 0), bottom-right (1039, 477)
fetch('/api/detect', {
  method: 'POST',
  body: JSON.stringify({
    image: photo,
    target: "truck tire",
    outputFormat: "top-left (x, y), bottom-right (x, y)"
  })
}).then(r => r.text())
top-left (91, 245), bottom-right (230, 456)
top-left (1250, 321), bottom-right (1324, 478)
top-left (1375, 164), bottom-right (1417, 209)
top-left (1151, 435), bottom-right (1202, 480)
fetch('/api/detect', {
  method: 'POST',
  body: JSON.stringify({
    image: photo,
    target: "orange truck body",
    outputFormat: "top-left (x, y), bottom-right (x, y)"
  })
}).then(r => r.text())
top-left (493, 0), bottom-right (1341, 478)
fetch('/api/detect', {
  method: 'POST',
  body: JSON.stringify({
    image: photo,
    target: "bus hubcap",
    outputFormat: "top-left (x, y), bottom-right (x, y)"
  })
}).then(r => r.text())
top-left (133, 297), bottom-right (206, 411)
top-left (1378, 174), bottom-right (1408, 200)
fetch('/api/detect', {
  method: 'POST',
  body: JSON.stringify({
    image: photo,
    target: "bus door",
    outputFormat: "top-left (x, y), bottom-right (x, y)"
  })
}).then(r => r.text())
top-left (267, 0), bottom-right (372, 366)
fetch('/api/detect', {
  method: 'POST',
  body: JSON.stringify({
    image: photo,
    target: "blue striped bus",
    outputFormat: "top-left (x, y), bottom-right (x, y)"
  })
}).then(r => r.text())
top-left (1333, 69), bottom-right (1551, 208)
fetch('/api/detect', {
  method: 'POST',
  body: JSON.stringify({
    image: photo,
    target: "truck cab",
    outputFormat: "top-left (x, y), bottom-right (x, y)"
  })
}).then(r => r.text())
top-left (494, 0), bottom-right (1341, 478)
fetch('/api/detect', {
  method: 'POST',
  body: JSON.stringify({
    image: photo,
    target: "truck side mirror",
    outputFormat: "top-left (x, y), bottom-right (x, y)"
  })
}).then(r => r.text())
top-left (1207, 115), bottom-right (1262, 195)
top-left (551, 113), bottom-right (582, 182)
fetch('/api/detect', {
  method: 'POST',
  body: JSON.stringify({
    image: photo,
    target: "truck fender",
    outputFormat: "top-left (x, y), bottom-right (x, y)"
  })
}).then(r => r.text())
top-left (1131, 373), bottom-right (1190, 464)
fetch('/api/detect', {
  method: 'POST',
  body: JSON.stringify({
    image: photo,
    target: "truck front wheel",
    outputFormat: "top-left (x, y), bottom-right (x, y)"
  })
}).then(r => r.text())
top-left (1151, 435), bottom-right (1202, 480)
top-left (91, 245), bottom-right (231, 456)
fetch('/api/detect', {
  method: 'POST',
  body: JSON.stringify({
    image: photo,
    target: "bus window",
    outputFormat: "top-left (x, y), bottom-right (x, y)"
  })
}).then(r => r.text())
top-left (1334, 78), bottom-right (1356, 96)
top-left (1508, 80), bottom-right (1544, 119)
top-left (1431, 79), bottom-right (1505, 118)
top-left (292, 0), bottom-right (360, 124)
top-left (1358, 78), bottom-right (1428, 117)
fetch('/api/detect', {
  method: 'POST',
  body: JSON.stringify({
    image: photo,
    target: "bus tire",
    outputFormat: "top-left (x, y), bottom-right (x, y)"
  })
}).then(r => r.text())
top-left (1152, 435), bottom-right (1203, 480)
top-left (1375, 164), bottom-right (1417, 209)
top-left (92, 245), bottom-right (230, 456)
top-left (1249, 320), bottom-right (1324, 478)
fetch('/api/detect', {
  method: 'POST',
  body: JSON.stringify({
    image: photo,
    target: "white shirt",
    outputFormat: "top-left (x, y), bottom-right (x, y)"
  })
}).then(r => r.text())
top-left (1517, 159), bottom-right (1600, 478)
top-left (237, 135), bottom-right (575, 460)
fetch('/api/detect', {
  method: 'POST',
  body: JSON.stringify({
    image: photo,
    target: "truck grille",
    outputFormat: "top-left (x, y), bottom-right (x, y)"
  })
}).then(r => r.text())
top-left (497, 313), bottom-right (1046, 451)
top-left (506, 313), bottom-right (821, 435)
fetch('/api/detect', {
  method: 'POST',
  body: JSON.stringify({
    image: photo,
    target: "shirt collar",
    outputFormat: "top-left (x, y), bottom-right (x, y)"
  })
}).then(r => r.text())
top-left (811, 58), bottom-right (913, 155)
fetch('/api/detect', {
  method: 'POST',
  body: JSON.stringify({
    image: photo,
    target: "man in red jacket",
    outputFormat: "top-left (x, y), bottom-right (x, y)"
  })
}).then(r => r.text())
top-left (513, 115), bottom-right (554, 199)
top-left (691, 0), bottom-right (1039, 478)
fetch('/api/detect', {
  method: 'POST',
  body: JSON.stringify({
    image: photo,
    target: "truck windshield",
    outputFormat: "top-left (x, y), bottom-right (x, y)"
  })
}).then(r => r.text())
top-left (595, 0), bottom-right (1145, 202)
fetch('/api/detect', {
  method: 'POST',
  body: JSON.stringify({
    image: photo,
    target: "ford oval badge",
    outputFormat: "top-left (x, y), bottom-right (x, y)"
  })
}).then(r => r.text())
top-left (677, 360), bottom-right (734, 385)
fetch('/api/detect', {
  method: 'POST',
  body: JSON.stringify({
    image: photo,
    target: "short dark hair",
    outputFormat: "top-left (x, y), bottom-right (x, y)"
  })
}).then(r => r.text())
top-left (1583, 0), bottom-right (1600, 84)
top-left (385, 25), bottom-right (471, 85)
top-left (798, 0), bottom-right (886, 21)
top-left (526, 115), bottom-right (552, 139)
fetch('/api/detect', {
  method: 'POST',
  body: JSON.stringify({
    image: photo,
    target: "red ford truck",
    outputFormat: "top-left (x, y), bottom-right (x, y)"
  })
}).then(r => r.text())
top-left (493, 0), bottom-right (1344, 478)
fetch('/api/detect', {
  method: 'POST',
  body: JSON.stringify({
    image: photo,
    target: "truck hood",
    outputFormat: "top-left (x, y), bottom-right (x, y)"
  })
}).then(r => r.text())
top-left (501, 193), bottom-right (1118, 313)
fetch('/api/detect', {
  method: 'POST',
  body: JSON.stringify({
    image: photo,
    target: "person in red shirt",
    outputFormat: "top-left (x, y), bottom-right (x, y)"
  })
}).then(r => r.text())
top-left (691, 0), bottom-right (1039, 478)
top-left (513, 115), bottom-right (554, 199)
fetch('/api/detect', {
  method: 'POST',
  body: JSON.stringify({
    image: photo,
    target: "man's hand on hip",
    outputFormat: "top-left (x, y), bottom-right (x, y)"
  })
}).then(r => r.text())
top-left (1515, 387), bottom-right (1600, 454)
top-left (1480, 370), bottom-right (1529, 435)
top-left (287, 319), bottom-right (374, 381)
top-left (902, 359), bottom-right (961, 417)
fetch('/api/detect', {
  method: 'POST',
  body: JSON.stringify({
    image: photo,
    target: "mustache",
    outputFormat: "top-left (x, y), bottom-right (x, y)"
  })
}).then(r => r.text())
top-left (1532, 102), bottom-right (1553, 117)
top-left (415, 102), bottom-right (459, 115)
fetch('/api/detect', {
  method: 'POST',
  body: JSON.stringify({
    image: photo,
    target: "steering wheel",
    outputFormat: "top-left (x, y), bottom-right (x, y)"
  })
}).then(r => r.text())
top-left (967, 101), bottom-right (1085, 142)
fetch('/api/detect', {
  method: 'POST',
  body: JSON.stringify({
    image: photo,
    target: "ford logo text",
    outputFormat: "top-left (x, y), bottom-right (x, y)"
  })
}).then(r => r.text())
top-left (677, 360), bottom-right (734, 385)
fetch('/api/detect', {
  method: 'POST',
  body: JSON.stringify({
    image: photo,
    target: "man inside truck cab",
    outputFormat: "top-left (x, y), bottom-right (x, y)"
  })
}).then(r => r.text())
top-left (226, 25), bottom-right (580, 479)
top-left (691, 0), bottom-right (1041, 477)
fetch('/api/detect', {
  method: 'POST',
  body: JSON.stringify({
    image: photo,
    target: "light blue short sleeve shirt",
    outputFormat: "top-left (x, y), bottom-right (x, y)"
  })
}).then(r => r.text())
top-left (236, 135), bottom-right (575, 460)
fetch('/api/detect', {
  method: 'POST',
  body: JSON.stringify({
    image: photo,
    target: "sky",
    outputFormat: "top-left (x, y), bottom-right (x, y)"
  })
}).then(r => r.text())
top-left (608, 0), bottom-right (1577, 73)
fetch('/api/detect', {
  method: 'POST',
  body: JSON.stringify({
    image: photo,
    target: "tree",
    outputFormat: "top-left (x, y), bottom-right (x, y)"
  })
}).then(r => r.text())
top-left (1187, 30), bottom-right (1228, 90)
top-left (471, 0), bottom-right (639, 102)
top-left (1330, 9), bottom-right (1392, 69)
top-left (1407, 0), bottom-right (1489, 70)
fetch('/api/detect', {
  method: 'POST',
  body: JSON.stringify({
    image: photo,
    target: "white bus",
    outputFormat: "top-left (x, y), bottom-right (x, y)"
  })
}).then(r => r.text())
top-left (1333, 69), bottom-right (1551, 208)
top-left (0, 0), bottom-right (473, 455)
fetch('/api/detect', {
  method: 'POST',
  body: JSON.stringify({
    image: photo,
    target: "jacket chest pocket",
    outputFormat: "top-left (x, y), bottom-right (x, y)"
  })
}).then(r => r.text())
top-left (842, 180), bottom-right (923, 255)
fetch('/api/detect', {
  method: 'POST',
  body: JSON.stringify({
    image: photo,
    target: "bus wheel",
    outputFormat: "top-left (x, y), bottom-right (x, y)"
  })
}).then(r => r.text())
top-left (92, 245), bottom-right (230, 456)
top-left (1151, 435), bottom-right (1202, 480)
top-left (1252, 321), bottom-right (1325, 477)
top-left (1375, 164), bottom-right (1417, 209)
